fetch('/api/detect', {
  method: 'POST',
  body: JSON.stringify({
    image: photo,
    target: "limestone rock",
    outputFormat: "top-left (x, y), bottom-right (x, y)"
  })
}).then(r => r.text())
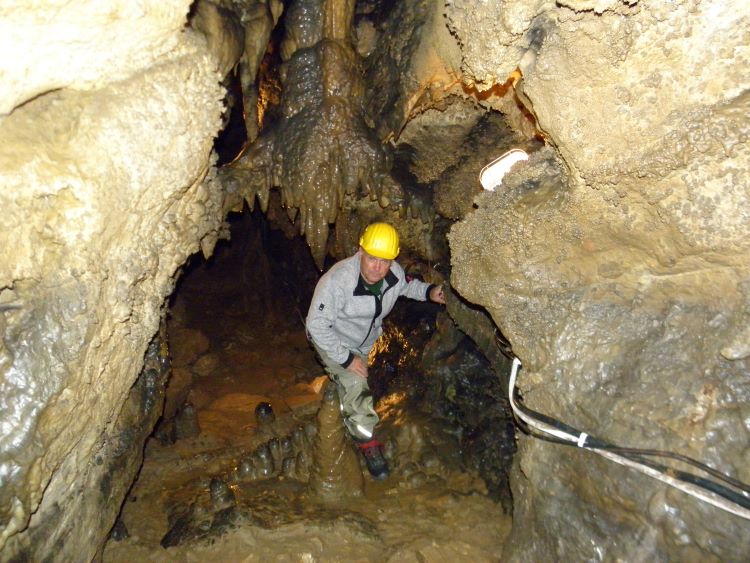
top-left (3, 0), bottom-right (750, 560)
top-left (164, 368), bottom-right (194, 421)
top-left (446, 1), bottom-right (750, 559)
top-left (363, 1), bottom-right (463, 140)
top-left (170, 328), bottom-right (211, 368)
top-left (0, 1), bottom-right (224, 558)
top-left (175, 403), bottom-right (202, 440)
top-left (309, 382), bottom-right (364, 500)
top-left (190, 0), bottom-right (245, 77)
top-left (0, 0), bottom-right (194, 117)
top-left (193, 352), bottom-right (221, 377)
top-left (227, 0), bottom-right (397, 267)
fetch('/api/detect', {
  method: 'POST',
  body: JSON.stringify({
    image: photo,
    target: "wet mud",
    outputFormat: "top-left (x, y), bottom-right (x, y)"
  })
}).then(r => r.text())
top-left (103, 217), bottom-right (511, 561)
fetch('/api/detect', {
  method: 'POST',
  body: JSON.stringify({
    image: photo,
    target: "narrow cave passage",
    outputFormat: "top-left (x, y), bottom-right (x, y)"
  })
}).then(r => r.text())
top-left (103, 209), bottom-right (513, 561)
top-left (3, 1), bottom-right (749, 560)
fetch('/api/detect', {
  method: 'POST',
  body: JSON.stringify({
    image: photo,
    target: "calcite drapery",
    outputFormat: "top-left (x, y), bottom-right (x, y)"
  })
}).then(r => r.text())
top-left (226, 0), bottom-right (397, 267)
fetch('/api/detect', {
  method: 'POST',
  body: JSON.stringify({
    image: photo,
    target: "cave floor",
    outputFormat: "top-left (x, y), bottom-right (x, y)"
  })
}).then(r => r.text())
top-left (103, 250), bottom-right (511, 562)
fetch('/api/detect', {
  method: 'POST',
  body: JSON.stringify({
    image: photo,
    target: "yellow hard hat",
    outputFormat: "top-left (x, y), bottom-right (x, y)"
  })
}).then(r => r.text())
top-left (359, 222), bottom-right (400, 260)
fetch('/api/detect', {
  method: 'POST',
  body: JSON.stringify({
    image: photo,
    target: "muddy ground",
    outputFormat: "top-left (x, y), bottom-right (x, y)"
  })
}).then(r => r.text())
top-left (103, 220), bottom-right (511, 562)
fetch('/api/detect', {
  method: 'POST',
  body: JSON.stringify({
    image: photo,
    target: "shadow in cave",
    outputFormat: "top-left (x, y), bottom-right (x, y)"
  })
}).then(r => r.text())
top-left (103, 207), bottom-right (514, 560)
top-left (170, 205), bottom-right (318, 338)
top-left (159, 205), bottom-right (321, 446)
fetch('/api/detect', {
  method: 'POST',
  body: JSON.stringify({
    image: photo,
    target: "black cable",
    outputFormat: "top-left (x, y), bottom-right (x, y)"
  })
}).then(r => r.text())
top-left (516, 421), bottom-right (750, 510)
top-left (511, 384), bottom-right (750, 506)
top-left (622, 453), bottom-right (750, 510)
top-left (605, 447), bottom-right (750, 494)
top-left (511, 382), bottom-right (749, 491)
top-left (510, 385), bottom-right (611, 447)
top-left (500, 347), bottom-right (750, 519)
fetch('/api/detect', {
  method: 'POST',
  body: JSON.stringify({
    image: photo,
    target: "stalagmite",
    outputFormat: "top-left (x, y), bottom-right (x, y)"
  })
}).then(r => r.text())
top-left (309, 382), bottom-right (364, 500)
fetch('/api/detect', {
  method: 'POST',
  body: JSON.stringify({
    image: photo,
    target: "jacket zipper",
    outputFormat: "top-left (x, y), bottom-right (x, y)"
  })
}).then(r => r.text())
top-left (358, 283), bottom-right (394, 347)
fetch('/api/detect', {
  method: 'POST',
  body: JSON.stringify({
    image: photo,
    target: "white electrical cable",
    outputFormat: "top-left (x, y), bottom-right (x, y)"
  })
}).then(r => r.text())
top-left (508, 358), bottom-right (750, 521)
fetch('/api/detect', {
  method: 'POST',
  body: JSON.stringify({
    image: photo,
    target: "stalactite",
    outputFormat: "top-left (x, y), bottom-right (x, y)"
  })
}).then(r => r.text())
top-left (224, 0), bottom-right (396, 267)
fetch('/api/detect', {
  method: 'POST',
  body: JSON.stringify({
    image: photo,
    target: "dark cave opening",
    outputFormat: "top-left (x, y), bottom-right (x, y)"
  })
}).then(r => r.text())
top-left (157, 205), bottom-right (321, 447)
top-left (214, 72), bottom-right (248, 167)
top-left (115, 2), bottom-right (524, 536)
top-left (124, 206), bottom-right (518, 548)
top-left (172, 205), bottom-right (319, 326)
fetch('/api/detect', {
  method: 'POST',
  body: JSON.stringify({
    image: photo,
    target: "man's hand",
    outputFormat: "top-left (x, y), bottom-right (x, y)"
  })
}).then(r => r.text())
top-left (430, 285), bottom-right (446, 304)
top-left (348, 355), bottom-right (369, 378)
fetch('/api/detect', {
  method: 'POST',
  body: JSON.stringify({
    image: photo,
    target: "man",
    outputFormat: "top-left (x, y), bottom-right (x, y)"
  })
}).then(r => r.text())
top-left (306, 222), bottom-right (446, 480)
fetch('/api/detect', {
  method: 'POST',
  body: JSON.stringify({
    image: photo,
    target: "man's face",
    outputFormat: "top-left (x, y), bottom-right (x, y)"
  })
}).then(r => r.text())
top-left (360, 248), bottom-right (392, 284)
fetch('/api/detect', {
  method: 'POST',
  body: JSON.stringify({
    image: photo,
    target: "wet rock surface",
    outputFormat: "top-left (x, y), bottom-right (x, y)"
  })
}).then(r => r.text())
top-left (4, 322), bottom-right (172, 559)
top-left (369, 300), bottom-right (516, 512)
top-left (309, 382), bottom-right (365, 500)
top-left (450, 96), bottom-right (750, 561)
top-left (4, 0), bottom-right (748, 559)
top-left (224, 0), bottom-right (448, 268)
top-left (226, 0), bottom-right (396, 266)
top-left (103, 215), bottom-right (511, 561)
top-left (0, 1), bottom-right (274, 557)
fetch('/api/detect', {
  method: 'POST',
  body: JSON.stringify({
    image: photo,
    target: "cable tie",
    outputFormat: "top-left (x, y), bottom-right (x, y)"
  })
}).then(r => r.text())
top-left (511, 357), bottom-right (522, 378)
top-left (505, 353), bottom-right (750, 519)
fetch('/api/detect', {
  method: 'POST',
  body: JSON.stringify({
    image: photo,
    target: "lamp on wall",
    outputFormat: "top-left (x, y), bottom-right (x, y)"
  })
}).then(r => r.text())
top-left (479, 149), bottom-right (529, 191)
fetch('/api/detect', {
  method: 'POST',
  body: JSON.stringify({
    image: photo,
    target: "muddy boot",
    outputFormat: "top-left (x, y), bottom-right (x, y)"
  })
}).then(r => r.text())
top-left (356, 439), bottom-right (390, 481)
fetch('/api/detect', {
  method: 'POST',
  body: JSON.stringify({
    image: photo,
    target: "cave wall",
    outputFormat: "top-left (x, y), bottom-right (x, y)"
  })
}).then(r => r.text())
top-left (227, 4), bottom-right (749, 557)
top-left (2, 0), bottom-right (748, 559)
top-left (0, 1), bottom-right (228, 558)
top-left (443, 0), bottom-right (750, 560)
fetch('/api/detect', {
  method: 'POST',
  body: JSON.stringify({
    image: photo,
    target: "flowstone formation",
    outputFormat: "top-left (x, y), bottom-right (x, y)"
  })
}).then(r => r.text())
top-left (0, 0), bottom-right (273, 559)
top-left (227, 0), bottom-right (401, 267)
top-left (444, 0), bottom-right (750, 560)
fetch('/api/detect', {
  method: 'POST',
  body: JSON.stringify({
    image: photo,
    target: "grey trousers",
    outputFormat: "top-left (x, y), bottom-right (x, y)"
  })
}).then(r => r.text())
top-left (311, 342), bottom-right (379, 441)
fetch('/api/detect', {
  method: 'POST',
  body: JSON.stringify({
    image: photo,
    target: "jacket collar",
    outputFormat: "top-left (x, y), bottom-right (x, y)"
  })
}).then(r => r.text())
top-left (353, 268), bottom-right (398, 296)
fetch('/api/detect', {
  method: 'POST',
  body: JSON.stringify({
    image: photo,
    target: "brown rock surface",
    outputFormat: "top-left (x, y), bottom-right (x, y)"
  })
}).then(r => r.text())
top-left (309, 382), bottom-right (365, 500)
top-left (170, 328), bottom-right (211, 368)
top-left (0, 0), bottom-right (254, 558)
top-left (445, 1), bottom-right (750, 560)
top-left (164, 367), bottom-right (194, 420)
top-left (3, 0), bottom-right (750, 560)
top-left (192, 352), bottom-right (221, 377)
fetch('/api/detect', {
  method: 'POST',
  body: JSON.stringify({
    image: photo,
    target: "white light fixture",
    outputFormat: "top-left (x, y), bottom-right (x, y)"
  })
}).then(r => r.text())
top-left (479, 149), bottom-right (529, 191)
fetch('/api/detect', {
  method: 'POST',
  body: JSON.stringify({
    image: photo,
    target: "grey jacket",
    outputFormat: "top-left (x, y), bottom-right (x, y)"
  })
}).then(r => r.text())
top-left (306, 253), bottom-right (433, 367)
